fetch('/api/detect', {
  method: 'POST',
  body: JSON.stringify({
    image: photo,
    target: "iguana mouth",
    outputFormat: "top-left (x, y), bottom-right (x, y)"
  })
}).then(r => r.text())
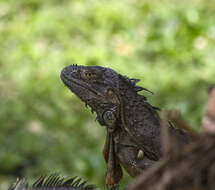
top-left (61, 65), bottom-right (103, 98)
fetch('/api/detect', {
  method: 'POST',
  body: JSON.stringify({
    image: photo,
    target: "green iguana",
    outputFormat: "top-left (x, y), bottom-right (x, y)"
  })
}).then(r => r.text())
top-left (8, 174), bottom-right (94, 190)
top-left (60, 65), bottom-right (192, 185)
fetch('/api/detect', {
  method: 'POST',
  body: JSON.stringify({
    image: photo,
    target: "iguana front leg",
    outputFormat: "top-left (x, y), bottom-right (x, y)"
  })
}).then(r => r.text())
top-left (103, 109), bottom-right (156, 179)
top-left (103, 132), bottom-right (123, 186)
top-left (113, 131), bottom-right (157, 177)
top-left (116, 145), bottom-right (156, 177)
top-left (102, 109), bottom-right (123, 186)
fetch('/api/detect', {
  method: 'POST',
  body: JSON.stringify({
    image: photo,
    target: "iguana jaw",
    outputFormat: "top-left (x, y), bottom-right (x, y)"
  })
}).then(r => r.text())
top-left (61, 65), bottom-right (103, 100)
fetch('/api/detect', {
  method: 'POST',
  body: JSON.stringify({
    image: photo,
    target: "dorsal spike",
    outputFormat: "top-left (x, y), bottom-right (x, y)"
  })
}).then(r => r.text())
top-left (134, 86), bottom-right (153, 94)
top-left (55, 177), bottom-right (65, 186)
top-left (32, 175), bottom-right (46, 187)
top-left (8, 178), bottom-right (26, 190)
top-left (63, 176), bottom-right (77, 186)
top-left (79, 180), bottom-right (88, 187)
top-left (130, 78), bottom-right (140, 85)
top-left (11, 174), bottom-right (95, 190)
top-left (51, 175), bottom-right (62, 186)
top-left (44, 174), bottom-right (54, 187)
top-left (72, 178), bottom-right (82, 187)
top-left (46, 174), bottom-right (59, 186)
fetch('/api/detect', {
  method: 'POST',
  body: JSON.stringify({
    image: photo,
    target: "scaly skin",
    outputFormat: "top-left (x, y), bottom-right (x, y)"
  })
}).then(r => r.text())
top-left (60, 65), bottom-right (192, 185)
top-left (8, 174), bottom-right (94, 190)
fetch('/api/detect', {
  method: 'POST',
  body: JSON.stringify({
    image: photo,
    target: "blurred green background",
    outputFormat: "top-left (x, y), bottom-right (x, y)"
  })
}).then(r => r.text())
top-left (0, 0), bottom-right (215, 189)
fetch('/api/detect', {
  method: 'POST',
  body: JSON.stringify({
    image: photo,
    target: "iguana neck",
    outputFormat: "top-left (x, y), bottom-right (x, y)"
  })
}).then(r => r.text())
top-left (117, 79), bottom-right (162, 159)
top-left (121, 92), bottom-right (160, 128)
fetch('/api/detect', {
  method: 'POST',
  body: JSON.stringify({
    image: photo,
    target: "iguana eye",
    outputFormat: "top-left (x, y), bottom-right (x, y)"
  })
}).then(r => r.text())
top-left (81, 70), bottom-right (97, 80)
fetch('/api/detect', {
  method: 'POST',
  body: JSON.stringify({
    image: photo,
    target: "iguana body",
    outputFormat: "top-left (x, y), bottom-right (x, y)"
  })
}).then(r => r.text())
top-left (8, 174), bottom-right (94, 190)
top-left (60, 65), bottom-right (192, 185)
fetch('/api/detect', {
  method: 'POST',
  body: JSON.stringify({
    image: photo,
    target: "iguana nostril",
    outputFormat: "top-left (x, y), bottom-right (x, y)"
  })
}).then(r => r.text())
top-left (70, 70), bottom-right (77, 74)
top-left (69, 70), bottom-right (79, 78)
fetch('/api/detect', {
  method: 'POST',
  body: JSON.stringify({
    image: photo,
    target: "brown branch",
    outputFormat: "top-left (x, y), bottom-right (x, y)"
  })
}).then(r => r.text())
top-left (202, 85), bottom-right (215, 133)
top-left (127, 133), bottom-right (215, 190)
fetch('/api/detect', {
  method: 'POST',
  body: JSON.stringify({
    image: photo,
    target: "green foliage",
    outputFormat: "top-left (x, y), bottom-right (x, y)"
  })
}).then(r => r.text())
top-left (0, 0), bottom-right (215, 189)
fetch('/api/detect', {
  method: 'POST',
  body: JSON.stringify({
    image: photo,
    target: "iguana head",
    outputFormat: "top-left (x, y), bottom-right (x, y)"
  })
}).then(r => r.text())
top-left (61, 65), bottom-right (150, 131)
top-left (61, 65), bottom-right (122, 129)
